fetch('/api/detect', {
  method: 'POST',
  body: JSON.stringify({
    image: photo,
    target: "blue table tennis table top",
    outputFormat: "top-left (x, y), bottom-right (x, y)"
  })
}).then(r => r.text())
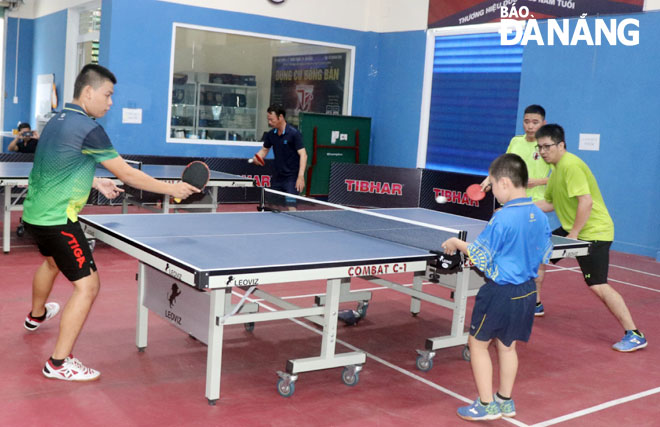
top-left (79, 208), bottom-right (588, 284)
top-left (79, 210), bottom-right (436, 274)
top-left (0, 161), bottom-right (252, 183)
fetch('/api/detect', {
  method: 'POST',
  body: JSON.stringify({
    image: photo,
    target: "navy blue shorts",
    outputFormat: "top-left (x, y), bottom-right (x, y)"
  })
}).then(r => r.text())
top-left (270, 178), bottom-right (298, 195)
top-left (469, 279), bottom-right (536, 347)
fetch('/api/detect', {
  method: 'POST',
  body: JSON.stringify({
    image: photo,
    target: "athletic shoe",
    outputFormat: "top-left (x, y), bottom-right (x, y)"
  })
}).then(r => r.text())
top-left (493, 394), bottom-right (516, 417)
top-left (534, 303), bottom-right (545, 317)
top-left (457, 398), bottom-right (502, 421)
top-left (24, 302), bottom-right (61, 331)
top-left (612, 331), bottom-right (647, 352)
top-left (42, 355), bottom-right (100, 381)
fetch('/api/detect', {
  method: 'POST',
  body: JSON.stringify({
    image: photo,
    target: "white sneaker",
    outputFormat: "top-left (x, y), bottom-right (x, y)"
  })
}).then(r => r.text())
top-left (24, 302), bottom-right (61, 331)
top-left (42, 355), bottom-right (101, 381)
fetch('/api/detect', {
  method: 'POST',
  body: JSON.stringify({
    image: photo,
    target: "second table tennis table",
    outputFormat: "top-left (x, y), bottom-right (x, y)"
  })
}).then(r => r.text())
top-left (0, 161), bottom-right (254, 253)
top-left (313, 207), bottom-right (591, 370)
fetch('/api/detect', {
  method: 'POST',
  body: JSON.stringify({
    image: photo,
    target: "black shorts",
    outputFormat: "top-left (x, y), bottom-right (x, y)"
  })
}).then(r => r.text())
top-left (469, 279), bottom-right (536, 347)
top-left (25, 220), bottom-right (97, 282)
top-left (552, 227), bottom-right (610, 286)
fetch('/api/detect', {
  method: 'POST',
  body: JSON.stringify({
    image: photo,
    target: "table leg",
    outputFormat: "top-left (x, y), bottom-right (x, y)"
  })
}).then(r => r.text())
top-left (206, 288), bottom-right (229, 404)
top-left (409, 271), bottom-right (425, 315)
top-left (136, 263), bottom-right (149, 350)
top-left (3, 184), bottom-right (10, 253)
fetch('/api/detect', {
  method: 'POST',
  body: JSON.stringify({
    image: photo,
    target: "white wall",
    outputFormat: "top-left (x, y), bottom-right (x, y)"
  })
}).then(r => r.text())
top-left (6, 0), bottom-right (94, 18)
top-left (159, 0), bottom-right (429, 32)
top-left (644, 0), bottom-right (660, 10)
top-left (7, 0), bottom-right (429, 31)
top-left (8, 0), bottom-right (656, 28)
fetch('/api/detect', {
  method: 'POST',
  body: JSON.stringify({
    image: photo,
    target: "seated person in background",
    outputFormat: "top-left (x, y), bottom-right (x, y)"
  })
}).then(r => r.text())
top-left (8, 123), bottom-right (40, 153)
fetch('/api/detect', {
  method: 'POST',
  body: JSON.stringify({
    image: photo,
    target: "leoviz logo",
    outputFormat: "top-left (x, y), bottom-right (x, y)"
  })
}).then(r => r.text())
top-left (164, 263), bottom-right (182, 280)
top-left (165, 283), bottom-right (183, 325)
top-left (499, 7), bottom-right (639, 46)
top-left (167, 283), bottom-right (181, 308)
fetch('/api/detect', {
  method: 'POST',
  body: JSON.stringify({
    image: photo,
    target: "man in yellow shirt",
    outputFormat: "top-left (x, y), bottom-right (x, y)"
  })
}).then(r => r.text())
top-left (535, 124), bottom-right (646, 352)
top-left (481, 105), bottom-right (551, 316)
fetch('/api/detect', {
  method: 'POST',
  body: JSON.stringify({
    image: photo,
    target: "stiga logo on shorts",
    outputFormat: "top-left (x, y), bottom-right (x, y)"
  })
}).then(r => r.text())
top-left (60, 231), bottom-right (86, 268)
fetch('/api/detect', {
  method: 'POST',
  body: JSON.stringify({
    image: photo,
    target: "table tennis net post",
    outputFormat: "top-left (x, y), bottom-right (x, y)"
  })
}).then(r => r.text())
top-left (262, 188), bottom-right (466, 254)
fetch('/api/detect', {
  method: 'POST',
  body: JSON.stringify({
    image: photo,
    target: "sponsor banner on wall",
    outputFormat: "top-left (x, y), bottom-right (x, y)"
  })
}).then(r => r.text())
top-left (420, 169), bottom-right (495, 221)
top-left (93, 155), bottom-right (271, 205)
top-left (270, 53), bottom-right (346, 126)
top-left (328, 163), bottom-right (421, 208)
top-left (428, 0), bottom-right (643, 28)
top-left (204, 157), bottom-right (274, 203)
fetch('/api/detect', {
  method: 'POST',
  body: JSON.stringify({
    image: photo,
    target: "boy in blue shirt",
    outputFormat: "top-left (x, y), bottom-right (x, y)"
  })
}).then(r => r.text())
top-left (443, 153), bottom-right (552, 421)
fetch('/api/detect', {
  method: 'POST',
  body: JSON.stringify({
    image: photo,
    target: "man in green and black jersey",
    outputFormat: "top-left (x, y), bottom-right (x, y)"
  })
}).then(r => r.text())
top-left (23, 64), bottom-right (199, 381)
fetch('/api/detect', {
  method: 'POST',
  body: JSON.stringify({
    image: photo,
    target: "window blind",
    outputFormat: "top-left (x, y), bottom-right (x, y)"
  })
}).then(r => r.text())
top-left (425, 33), bottom-right (523, 175)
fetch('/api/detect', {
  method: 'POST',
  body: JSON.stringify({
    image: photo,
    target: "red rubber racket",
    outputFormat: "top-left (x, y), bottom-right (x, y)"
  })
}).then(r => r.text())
top-left (466, 183), bottom-right (486, 201)
top-left (248, 153), bottom-right (265, 166)
top-left (174, 161), bottom-right (210, 203)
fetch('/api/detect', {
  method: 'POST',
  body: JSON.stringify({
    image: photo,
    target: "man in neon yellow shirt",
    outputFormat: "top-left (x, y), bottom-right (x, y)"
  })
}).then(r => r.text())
top-left (481, 105), bottom-right (551, 316)
top-left (535, 124), bottom-right (646, 352)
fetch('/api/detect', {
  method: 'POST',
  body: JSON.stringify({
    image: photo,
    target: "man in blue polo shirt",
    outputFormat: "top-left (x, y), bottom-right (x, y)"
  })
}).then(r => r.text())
top-left (253, 104), bottom-right (307, 194)
top-left (442, 153), bottom-right (552, 421)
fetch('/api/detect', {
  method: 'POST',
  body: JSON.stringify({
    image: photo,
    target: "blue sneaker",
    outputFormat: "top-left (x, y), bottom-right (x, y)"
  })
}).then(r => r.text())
top-left (493, 394), bottom-right (516, 417)
top-left (612, 331), bottom-right (647, 352)
top-left (534, 303), bottom-right (545, 317)
top-left (457, 398), bottom-right (501, 421)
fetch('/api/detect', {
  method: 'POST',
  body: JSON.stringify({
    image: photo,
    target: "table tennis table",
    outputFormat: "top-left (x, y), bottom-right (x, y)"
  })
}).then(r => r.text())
top-left (0, 161), bottom-right (254, 253)
top-left (78, 189), bottom-right (590, 404)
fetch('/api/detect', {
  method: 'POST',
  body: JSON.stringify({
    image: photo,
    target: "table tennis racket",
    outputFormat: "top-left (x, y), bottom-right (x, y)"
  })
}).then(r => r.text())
top-left (174, 161), bottom-right (210, 203)
top-left (466, 183), bottom-right (486, 201)
top-left (248, 153), bottom-right (265, 166)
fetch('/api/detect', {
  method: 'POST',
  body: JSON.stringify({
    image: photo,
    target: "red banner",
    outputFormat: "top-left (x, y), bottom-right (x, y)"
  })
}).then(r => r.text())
top-left (428, 0), bottom-right (643, 28)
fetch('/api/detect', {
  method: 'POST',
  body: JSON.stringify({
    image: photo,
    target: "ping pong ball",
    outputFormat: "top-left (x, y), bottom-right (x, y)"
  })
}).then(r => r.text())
top-left (436, 196), bottom-right (448, 204)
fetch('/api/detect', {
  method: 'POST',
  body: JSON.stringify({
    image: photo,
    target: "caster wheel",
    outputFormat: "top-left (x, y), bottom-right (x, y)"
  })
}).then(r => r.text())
top-left (341, 367), bottom-right (360, 386)
top-left (416, 355), bottom-right (433, 372)
top-left (357, 301), bottom-right (369, 318)
top-left (244, 322), bottom-right (255, 332)
top-left (462, 345), bottom-right (471, 362)
top-left (277, 377), bottom-right (295, 397)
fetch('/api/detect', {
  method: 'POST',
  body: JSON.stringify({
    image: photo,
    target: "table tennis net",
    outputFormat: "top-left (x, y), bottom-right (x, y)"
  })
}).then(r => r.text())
top-left (262, 188), bottom-right (464, 254)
